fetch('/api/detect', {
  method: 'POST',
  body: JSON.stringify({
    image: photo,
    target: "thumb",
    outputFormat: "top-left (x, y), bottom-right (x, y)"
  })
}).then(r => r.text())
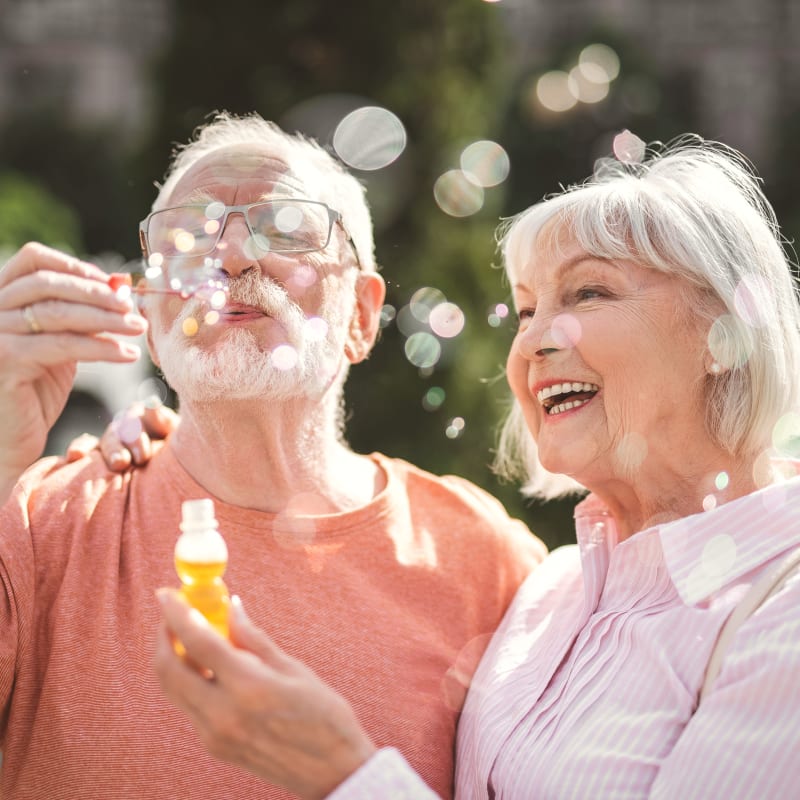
top-left (228, 595), bottom-right (294, 670)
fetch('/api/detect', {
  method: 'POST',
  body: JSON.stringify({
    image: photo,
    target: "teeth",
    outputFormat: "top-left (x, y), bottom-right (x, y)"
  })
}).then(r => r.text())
top-left (548, 397), bottom-right (592, 416)
top-left (536, 382), bottom-right (599, 404)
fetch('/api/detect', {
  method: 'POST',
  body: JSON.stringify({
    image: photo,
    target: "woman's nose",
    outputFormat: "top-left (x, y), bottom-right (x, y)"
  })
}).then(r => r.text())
top-left (517, 313), bottom-right (577, 359)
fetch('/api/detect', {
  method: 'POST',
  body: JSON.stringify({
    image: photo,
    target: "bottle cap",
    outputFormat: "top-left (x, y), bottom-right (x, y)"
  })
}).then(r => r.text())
top-left (180, 498), bottom-right (218, 531)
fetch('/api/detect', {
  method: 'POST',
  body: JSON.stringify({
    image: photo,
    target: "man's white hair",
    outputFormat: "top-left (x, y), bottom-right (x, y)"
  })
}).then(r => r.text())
top-left (153, 111), bottom-right (377, 272)
top-left (494, 134), bottom-right (800, 499)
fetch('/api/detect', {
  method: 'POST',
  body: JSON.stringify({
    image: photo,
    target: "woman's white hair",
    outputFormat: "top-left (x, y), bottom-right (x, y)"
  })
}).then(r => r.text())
top-left (495, 134), bottom-right (800, 499)
top-left (153, 111), bottom-right (377, 272)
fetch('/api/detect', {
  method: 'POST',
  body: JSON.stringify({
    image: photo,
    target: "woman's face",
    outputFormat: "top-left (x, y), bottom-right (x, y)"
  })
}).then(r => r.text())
top-left (506, 226), bottom-right (713, 489)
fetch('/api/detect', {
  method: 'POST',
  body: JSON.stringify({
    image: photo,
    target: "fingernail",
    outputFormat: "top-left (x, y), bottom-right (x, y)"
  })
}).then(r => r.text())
top-left (109, 452), bottom-right (125, 466)
top-left (125, 313), bottom-right (148, 329)
top-left (121, 343), bottom-right (141, 358)
top-left (188, 608), bottom-right (212, 629)
top-left (230, 594), bottom-right (247, 622)
top-left (130, 445), bottom-right (141, 462)
top-left (155, 587), bottom-right (170, 605)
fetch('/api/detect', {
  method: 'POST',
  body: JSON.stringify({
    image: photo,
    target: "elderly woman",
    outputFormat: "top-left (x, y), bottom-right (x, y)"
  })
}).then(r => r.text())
top-left (94, 134), bottom-right (800, 797)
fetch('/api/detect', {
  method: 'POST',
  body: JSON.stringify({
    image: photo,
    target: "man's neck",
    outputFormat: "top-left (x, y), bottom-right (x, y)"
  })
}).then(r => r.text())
top-left (169, 396), bottom-right (384, 514)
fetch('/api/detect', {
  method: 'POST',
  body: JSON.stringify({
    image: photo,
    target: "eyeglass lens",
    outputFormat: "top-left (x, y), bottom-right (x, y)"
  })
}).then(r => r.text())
top-left (146, 200), bottom-right (332, 258)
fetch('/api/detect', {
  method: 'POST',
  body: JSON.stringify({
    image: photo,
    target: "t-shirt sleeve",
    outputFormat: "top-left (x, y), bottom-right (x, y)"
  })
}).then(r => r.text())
top-left (326, 749), bottom-right (443, 800)
top-left (0, 480), bottom-right (34, 725)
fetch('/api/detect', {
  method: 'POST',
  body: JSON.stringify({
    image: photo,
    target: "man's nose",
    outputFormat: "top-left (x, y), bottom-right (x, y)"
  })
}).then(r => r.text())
top-left (214, 211), bottom-right (258, 278)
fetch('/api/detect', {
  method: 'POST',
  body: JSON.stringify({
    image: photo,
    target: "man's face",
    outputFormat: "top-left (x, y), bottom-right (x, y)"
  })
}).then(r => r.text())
top-left (143, 144), bottom-right (365, 403)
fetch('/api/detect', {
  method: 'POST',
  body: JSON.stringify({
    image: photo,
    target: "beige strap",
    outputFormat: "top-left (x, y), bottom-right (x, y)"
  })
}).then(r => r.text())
top-left (700, 547), bottom-right (800, 703)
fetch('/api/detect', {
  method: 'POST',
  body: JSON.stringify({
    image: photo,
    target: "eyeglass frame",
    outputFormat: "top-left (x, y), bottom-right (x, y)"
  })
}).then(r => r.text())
top-left (138, 198), bottom-right (362, 268)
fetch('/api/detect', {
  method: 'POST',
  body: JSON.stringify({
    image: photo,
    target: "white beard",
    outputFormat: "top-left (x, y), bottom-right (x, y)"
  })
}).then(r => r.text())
top-left (155, 271), bottom-right (351, 402)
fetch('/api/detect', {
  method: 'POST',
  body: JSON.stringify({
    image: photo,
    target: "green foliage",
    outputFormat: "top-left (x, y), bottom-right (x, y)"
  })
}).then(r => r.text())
top-left (0, 109), bottom-right (139, 257)
top-left (0, 171), bottom-right (82, 252)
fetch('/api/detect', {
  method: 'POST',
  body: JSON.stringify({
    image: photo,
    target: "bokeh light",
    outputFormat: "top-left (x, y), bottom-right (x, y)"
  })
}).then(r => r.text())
top-left (733, 276), bottom-right (772, 328)
top-left (445, 416), bottom-right (466, 439)
top-left (460, 140), bottom-right (510, 187)
top-left (116, 415), bottom-right (143, 445)
top-left (204, 310), bottom-right (219, 325)
top-left (715, 471), bottom-right (730, 491)
top-left (422, 386), bottom-right (446, 411)
top-left (333, 106), bottom-right (407, 171)
top-left (433, 170), bottom-right (484, 217)
top-left (182, 317), bottom-right (199, 337)
top-left (405, 331), bottom-right (442, 368)
top-left (550, 313), bottom-right (582, 348)
top-left (613, 129), bottom-right (646, 163)
top-left (707, 314), bottom-right (754, 370)
top-left (772, 412), bottom-right (800, 457)
top-left (410, 287), bottom-right (447, 324)
top-left (304, 316), bottom-right (328, 341)
top-left (272, 344), bottom-right (299, 371)
top-left (379, 304), bottom-right (396, 328)
top-left (579, 43), bottom-right (620, 82)
top-left (536, 71), bottom-right (578, 112)
top-left (488, 302), bottom-right (509, 327)
top-left (568, 65), bottom-right (609, 104)
top-left (136, 377), bottom-right (169, 405)
top-left (428, 302), bottom-right (465, 338)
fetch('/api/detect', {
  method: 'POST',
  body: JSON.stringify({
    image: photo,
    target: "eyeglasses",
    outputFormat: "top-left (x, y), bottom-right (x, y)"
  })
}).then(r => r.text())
top-left (139, 198), bottom-right (360, 266)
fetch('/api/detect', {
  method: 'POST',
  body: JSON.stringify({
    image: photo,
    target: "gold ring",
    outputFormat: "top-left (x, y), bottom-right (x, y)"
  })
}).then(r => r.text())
top-left (22, 305), bottom-right (43, 334)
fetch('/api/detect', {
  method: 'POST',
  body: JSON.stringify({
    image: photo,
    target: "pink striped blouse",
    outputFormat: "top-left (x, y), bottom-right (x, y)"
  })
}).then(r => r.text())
top-left (330, 474), bottom-right (800, 799)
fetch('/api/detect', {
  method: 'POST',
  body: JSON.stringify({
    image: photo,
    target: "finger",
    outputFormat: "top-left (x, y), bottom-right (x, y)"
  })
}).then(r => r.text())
top-left (1, 331), bottom-right (142, 367)
top-left (153, 619), bottom-right (219, 711)
top-left (0, 269), bottom-right (133, 315)
top-left (98, 427), bottom-right (132, 471)
top-left (142, 402), bottom-right (180, 439)
top-left (157, 589), bottom-right (233, 666)
top-left (65, 433), bottom-right (99, 462)
top-left (0, 243), bottom-right (108, 289)
top-left (228, 595), bottom-right (295, 671)
top-left (0, 302), bottom-right (146, 337)
top-left (112, 406), bottom-right (154, 465)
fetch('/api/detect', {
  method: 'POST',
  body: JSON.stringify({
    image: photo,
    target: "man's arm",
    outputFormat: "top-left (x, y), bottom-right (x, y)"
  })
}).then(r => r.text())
top-left (0, 243), bottom-right (146, 504)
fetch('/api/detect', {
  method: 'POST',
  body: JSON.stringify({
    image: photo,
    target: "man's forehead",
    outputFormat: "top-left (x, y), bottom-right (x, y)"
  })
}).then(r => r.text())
top-left (171, 144), bottom-right (322, 199)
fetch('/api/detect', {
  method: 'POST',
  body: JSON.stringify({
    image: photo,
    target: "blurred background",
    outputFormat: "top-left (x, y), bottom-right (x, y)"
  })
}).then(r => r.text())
top-left (1, 0), bottom-right (799, 549)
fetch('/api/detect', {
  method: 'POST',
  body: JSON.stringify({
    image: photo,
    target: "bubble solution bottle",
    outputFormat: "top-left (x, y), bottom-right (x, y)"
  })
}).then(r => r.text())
top-left (174, 498), bottom-right (230, 642)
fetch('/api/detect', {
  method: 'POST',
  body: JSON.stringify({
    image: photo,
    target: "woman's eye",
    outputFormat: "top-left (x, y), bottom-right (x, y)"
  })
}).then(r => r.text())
top-left (517, 308), bottom-right (535, 323)
top-left (576, 286), bottom-right (604, 301)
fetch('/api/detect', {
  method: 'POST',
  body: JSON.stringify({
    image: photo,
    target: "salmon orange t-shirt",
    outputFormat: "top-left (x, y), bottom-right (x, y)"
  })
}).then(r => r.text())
top-left (0, 444), bottom-right (544, 799)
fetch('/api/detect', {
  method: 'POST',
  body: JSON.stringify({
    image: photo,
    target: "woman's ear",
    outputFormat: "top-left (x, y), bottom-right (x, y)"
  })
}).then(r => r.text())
top-left (345, 271), bottom-right (386, 364)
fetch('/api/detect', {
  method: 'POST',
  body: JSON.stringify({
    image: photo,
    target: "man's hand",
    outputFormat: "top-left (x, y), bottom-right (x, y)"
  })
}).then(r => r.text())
top-left (0, 243), bottom-right (147, 503)
top-left (66, 401), bottom-right (179, 470)
top-left (154, 591), bottom-right (377, 800)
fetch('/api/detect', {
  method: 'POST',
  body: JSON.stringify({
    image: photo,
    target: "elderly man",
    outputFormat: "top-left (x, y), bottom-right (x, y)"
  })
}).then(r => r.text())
top-left (0, 113), bottom-right (543, 799)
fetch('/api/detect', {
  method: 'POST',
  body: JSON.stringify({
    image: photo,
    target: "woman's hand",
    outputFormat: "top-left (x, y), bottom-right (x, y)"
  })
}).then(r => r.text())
top-left (0, 243), bottom-right (147, 502)
top-left (66, 401), bottom-right (179, 470)
top-left (154, 591), bottom-right (377, 800)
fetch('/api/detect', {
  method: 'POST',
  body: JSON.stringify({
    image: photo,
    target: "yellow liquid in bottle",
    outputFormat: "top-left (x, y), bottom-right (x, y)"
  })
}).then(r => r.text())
top-left (174, 557), bottom-right (230, 639)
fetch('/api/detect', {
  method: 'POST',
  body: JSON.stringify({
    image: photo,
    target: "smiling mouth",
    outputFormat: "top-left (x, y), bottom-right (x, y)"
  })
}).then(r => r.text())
top-left (537, 382), bottom-right (599, 416)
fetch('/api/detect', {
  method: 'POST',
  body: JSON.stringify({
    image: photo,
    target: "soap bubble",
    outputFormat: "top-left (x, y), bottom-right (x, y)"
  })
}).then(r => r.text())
top-left (333, 106), bottom-right (407, 171)
top-left (445, 417), bottom-right (466, 439)
top-left (410, 287), bottom-right (447, 324)
top-left (460, 140), bottom-right (510, 187)
top-left (434, 171), bottom-right (484, 217)
top-left (271, 345), bottom-right (299, 371)
top-left (429, 302), bottom-right (465, 338)
top-left (405, 332), bottom-right (441, 368)
top-left (423, 386), bottom-right (446, 411)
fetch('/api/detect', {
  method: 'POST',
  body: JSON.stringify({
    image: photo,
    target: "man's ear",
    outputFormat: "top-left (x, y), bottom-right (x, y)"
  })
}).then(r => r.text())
top-left (345, 271), bottom-right (386, 364)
